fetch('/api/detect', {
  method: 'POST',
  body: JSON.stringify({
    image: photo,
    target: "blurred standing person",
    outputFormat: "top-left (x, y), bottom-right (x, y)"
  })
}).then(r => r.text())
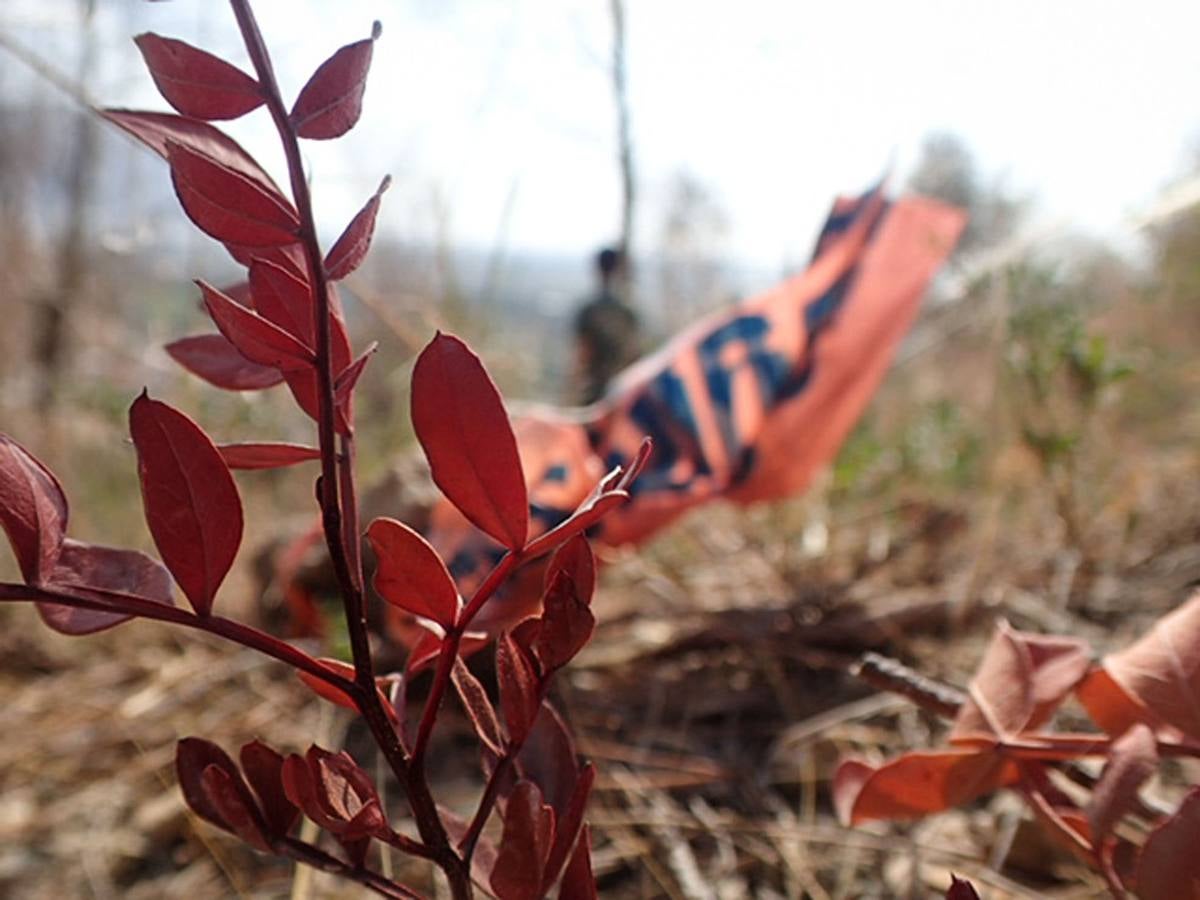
top-left (573, 246), bottom-right (640, 404)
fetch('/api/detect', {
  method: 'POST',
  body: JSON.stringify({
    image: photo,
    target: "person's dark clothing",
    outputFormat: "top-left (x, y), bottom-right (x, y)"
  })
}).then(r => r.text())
top-left (574, 290), bottom-right (639, 404)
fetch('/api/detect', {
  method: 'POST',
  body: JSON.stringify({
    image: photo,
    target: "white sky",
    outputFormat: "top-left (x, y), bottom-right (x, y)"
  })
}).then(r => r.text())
top-left (10, 0), bottom-right (1200, 269)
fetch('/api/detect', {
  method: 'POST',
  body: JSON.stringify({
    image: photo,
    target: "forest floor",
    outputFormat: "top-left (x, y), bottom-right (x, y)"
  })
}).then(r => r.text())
top-left (1, 268), bottom-right (1198, 899)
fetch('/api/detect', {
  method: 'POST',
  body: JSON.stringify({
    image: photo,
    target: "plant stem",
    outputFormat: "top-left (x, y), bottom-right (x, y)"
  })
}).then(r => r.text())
top-left (276, 837), bottom-right (425, 900)
top-left (227, 4), bottom-right (469, 894)
top-left (0, 582), bottom-right (355, 694)
top-left (458, 681), bottom-right (548, 862)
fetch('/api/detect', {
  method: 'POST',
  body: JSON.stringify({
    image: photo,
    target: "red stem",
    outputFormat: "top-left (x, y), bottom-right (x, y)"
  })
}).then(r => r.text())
top-left (0, 582), bottom-right (355, 694)
top-left (276, 836), bottom-right (426, 900)
top-left (227, 3), bottom-right (467, 895)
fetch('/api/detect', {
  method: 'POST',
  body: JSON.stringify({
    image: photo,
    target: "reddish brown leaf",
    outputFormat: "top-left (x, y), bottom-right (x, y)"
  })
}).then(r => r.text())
top-left (544, 535), bottom-right (595, 605)
top-left (1019, 764), bottom-right (1094, 860)
top-left (945, 875), bottom-right (981, 900)
top-left (282, 746), bottom-right (387, 841)
top-left (0, 434), bottom-right (68, 584)
top-left (295, 657), bottom-right (400, 723)
top-left (165, 333), bottom-right (285, 390)
top-left (129, 392), bottom-right (243, 616)
top-left (226, 240), bottom-right (306, 272)
top-left (452, 657), bottom-right (505, 756)
top-left (134, 33), bottom-right (263, 120)
top-left (543, 763), bottom-right (595, 889)
top-left (1137, 786), bottom-right (1200, 900)
top-left (296, 657), bottom-right (359, 712)
top-left (518, 703), bottom-right (580, 817)
top-left (38, 540), bottom-right (173, 635)
top-left (490, 780), bottom-right (554, 900)
top-left (498, 631), bottom-right (541, 744)
top-left (1085, 723), bottom-right (1157, 848)
top-left (950, 621), bottom-right (1091, 741)
top-left (240, 740), bottom-right (299, 837)
top-left (248, 258), bottom-right (314, 342)
top-left (1104, 592), bottom-right (1200, 741)
top-left (101, 109), bottom-right (284, 197)
top-left (325, 176), bottom-right (389, 280)
top-left (199, 280), bottom-right (313, 371)
top-left (289, 26), bottom-right (378, 139)
top-left (167, 139), bottom-right (299, 246)
top-left (833, 750), bottom-right (1019, 826)
top-left (534, 571), bottom-right (595, 673)
top-left (557, 824), bottom-right (597, 900)
top-left (334, 342), bottom-right (377, 410)
top-left (366, 517), bottom-right (459, 629)
top-left (251, 265), bottom-right (354, 432)
top-left (201, 764), bottom-right (272, 851)
top-left (218, 442), bottom-right (321, 470)
top-left (1076, 666), bottom-right (1176, 738)
top-left (176, 738), bottom-right (262, 841)
top-left (411, 333), bottom-right (529, 550)
top-left (523, 440), bottom-right (651, 558)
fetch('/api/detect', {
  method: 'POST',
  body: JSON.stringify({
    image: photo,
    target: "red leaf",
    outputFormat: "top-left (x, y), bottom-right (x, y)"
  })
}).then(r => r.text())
top-left (38, 539), bottom-right (173, 635)
top-left (533, 571), bottom-right (595, 674)
top-left (129, 392), bottom-right (243, 615)
top-left (176, 737), bottom-right (264, 845)
top-left (240, 740), bottom-right (299, 837)
top-left (411, 333), bottom-right (528, 550)
top-left (518, 704), bottom-right (580, 818)
top-left (490, 780), bottom-right (554, 900)
top-left (295, 657), bottom-right (399, 723)
top-left (497, 632), bottom-right (541, 744)
top-left (289, 26), bottom-right (379, 140)
top-left (1085, 723), bottom-right (1157, 849)
top-left (945, 875), bottom-right (981, 900)
top-left (452, 657), bottom-right (505, 756)
top-left (0, 434), bottom-right (68, 584)
top-left (557, 824), bottom-right (597, 900)
top-left (167, 139), bottom-right (299, 246)
top-left (248, 258), bottom-right (314, 342)
top-left (366, 517), bottom-right (459, 629)
top-left (325, 175), bottom-right (390, 279)
top-left (198, 280), bottom-right (313, 371)
top-left (523, 439), bottom-right (650, 558)
top-left (218, 442), bottom-right (321, 470)
top-left (543, 763), bottom-right (595, 889)
top-left (296, 657), bottom-right (359, 712)
top-left (1104, 591), bottom-right (1200, 741)
top-left (165, 334), bottom-right (285, 390)
top-left (282, 746), bottom-right (387, 840)
top-left (334, 342), bottom-right (377, 410)
top-left (832, 750), bottom-right (1019, 826)
top-left (1019, 764), bottom-right (1094, 859)
top-left (100, 109), bottom-right (284, 196)
top-left (950, 621), bottom-right (1091, 741)
top-left (134, 33), bottom-right (263, 120)
top-left (226, 240), bottom-right (306, 272)
top-left (1076, 667), bottom-right (1175, 737)
top-left (1137, 786), bottom-right (1200, 900)
top-left (250, 263), bottom-right (354, 433)
top-left (544, 535), bottom-right (596, 606)
top-left (201, 764), bottom-right (272, 851)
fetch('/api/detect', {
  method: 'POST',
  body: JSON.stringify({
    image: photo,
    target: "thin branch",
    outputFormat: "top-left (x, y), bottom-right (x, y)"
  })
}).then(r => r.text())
top-left (0, 582), bottom-right (355, 694)
top-left (226, 5), bottom-right (467, 894)
top-left (276, 837), bottom-right (425, 900)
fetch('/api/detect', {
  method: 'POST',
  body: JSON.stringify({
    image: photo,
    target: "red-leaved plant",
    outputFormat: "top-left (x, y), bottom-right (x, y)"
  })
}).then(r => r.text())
top-left (835, 597), bottom-right (1200, 898)
top-left (0, 4), bottom-right (650, 897)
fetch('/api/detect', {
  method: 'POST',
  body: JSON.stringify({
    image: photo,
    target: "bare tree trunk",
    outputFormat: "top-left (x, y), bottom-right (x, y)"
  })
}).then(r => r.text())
top-left (609, 0), bottom-right (635, 262)
top-left (33, 0), bottom-right (100, 411)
